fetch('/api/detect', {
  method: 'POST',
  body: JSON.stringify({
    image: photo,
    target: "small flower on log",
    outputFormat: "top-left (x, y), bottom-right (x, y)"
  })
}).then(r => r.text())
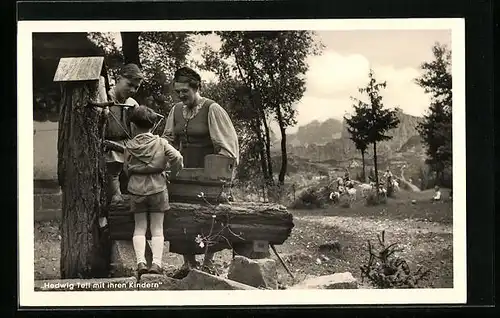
top-left (195, 234), bottom-right (205, 248)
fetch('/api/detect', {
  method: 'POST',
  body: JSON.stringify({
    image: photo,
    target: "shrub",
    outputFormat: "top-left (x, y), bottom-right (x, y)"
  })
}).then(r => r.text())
top-left (289, 185), bottom-right (332, 209)
top-left (360, 231), bottom-right (431, 288)
top-left (365, 190), bottom-right (387, 206)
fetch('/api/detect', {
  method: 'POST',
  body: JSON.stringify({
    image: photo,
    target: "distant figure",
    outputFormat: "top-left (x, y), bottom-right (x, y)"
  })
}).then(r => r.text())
top-left (343, 171), bottom-right (351, 185)
top-left (433, 186), bottom-right (442, 201)
top-left (329, 191), bottom-right (340, 204)
top-left (383, 168), bottom-right (393, 179)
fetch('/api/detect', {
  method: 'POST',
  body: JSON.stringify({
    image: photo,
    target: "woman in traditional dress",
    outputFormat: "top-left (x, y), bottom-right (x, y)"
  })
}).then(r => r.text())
top-left (162, 66), bottom-right (239, 275)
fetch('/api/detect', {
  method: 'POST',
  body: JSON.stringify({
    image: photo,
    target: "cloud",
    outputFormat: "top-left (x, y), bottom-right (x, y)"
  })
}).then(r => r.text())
top-left (185, 37), bottom-right (433, 134)
top-left (305, 51), bottom-right (370, 99)
top-left (288, 50), bottom-right (432, 133)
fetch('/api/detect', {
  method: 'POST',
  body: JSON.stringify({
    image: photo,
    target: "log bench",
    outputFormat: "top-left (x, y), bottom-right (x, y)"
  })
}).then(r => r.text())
top-left (108, 196), bottom-right (294, 258)
top-left (106, 153), bottom-right (294, 260)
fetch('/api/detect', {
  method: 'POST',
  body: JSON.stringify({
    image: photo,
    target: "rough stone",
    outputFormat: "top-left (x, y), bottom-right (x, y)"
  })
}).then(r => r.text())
top-left (289, 272), bottom-right (358, 289)
top-left (110, 240), bottom-right (153, 277)
top-left (34, 277), bottom-right (137, 291)
top-left (182, 269), bottom-right (258, 290)
top-left (138, 274), bottom-right (182, 291)
top-left (227, 256), bottom-right (278, 289)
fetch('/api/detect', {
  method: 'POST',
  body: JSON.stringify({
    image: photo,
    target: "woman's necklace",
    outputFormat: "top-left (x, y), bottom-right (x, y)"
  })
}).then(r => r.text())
top-left (184, 97), bottom-right (205, 120)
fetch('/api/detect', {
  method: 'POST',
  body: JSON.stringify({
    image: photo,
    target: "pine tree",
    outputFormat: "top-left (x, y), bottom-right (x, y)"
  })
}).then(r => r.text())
top-left (344, 105), bottom-right (370, 182)
top-left (415, 42), bottom-right (452, 186)
top-left (351, 69), bottom-right (400, 193)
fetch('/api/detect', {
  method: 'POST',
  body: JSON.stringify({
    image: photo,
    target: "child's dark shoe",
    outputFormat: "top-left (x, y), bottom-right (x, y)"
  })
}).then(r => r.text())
top-left (137, 262), bottom-right (148, 276)
top-left (149, 263), bottom-right (162, 275)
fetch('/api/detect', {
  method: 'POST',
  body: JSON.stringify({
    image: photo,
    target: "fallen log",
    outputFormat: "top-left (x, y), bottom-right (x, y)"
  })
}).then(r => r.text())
top-left (108, 196), bottom-right (294, 255)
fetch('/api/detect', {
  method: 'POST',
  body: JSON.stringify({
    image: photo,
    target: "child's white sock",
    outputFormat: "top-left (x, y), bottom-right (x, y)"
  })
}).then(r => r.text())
top-left (132, 235), bottom-right (147, 265)
top-left (151, 236), bottom-right (164, 267)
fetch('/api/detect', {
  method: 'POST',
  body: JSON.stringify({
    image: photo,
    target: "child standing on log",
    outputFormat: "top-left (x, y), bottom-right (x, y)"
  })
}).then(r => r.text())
top-left (124, 105), bottom-right (184, 275)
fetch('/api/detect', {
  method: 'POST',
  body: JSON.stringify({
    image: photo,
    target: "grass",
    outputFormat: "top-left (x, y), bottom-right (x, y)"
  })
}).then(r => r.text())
top-left (33, 189), bottom-right (453, 289)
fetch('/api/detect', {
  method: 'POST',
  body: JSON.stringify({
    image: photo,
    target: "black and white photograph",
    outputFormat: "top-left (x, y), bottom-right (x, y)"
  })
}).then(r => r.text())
top-left (18, 18), bottom-right (466, 306)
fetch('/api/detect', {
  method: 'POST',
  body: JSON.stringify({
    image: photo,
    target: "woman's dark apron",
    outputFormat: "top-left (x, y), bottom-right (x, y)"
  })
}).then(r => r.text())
top-left (169, 99), bottom-right (215, 255)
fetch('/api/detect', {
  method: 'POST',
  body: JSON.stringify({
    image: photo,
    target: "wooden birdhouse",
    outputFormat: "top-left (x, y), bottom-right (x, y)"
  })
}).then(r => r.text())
top-left (53, 56), bottom-right (108, 99)
top-left (53, 56), bottom-right (110, 113)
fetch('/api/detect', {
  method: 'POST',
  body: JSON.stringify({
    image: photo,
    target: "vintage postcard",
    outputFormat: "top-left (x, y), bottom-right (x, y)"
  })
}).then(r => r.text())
top-left (18, 18), bottom-right (466, 307)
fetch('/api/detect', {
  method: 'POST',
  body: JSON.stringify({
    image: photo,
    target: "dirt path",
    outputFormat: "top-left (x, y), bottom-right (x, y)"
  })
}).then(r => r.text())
top-left (295, 215), bottom-right (452, 236)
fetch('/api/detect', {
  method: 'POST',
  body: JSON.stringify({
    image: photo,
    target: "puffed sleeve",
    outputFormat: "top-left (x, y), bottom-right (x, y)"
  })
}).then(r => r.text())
top-left (161, 106), bottom-right (176, 144)
top-left (207, 103), bottom-right (240, 166)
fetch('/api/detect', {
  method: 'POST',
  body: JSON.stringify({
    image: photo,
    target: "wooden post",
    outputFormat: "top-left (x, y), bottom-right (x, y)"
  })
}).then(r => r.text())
top-left (54, 56), bottom-right (110, 279)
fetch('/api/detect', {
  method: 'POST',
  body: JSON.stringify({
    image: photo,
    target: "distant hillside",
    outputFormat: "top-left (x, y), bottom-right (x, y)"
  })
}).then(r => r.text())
top-left (285, 109), bottom-right (425, 162)
top-left (286, 118), bottom-right (343, 146)
top-left (398, 135), bottom-right (424, 153)
top-left (340, 109), bottom-right (423, 157)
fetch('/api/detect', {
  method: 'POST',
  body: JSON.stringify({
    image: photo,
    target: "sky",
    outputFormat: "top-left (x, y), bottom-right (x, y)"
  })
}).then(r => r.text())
top-left (114, 29), bottom-right (452, 133)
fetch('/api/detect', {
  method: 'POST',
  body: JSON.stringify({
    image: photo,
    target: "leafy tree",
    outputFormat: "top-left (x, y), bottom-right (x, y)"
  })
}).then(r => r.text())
top-left (414, 42), bottom-right (452, 186)
top-left (203, 31), bottom-right (323, 188)
top-left (351, 69), bottom-right (400, 191)
top-left (89, 32), bottom-right (193, 117)
top-left (344, 105), bottom-right (370, 182)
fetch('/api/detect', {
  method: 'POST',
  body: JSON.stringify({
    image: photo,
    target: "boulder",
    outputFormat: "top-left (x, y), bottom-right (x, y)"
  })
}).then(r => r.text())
top-left (34, 277), bottom-right (137, 291)
top-left (227, 256), bottom-right (278, 289)
top-left (290, 272), bottom-right (358, 289)
top-left (182, 269), bottom-right (258, 290)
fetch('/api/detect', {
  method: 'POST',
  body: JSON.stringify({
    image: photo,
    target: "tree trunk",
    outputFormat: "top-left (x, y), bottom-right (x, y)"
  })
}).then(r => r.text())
top-left (57, 79), bottom-right (110, 279)
top-left (120, 32), bottom-right (141, 67)
top-left (361, 150), bottom-right (366, 182)
top-left (276, 107), bottom-right (287, 185)
top-left (373, 142), bottom-right (379, 197)
top-left (108, 197), bottom-right (294, 254)
top-left (252, 119), bottom-right (268, 181)
top-left (261, 114), bottom-right (273, 182)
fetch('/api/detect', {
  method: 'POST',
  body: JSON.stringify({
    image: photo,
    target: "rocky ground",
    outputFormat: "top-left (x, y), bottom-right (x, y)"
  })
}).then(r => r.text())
top-left (34, 189), bottom-right (453, 289)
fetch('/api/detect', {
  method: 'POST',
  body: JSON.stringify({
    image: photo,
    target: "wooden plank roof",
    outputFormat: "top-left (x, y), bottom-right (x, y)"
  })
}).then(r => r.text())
top-left (53, 56), bottom-right (105, 82)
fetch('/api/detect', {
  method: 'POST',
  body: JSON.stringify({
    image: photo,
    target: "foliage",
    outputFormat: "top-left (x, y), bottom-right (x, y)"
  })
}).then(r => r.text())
top-left (289, 180), bottom-right (336, 209)
top-left (199, 31), bottom-right (323, 188)
top-left (193, 192), bottom-right (244, 276)
top-left (88, 32), bottom-right (194, 118)
top-left (365, 189), bottom-right (387, 206)
top-left (344, 104), bottom-right (371, 181)
top-left (414, 42), bottom-right (452, 186)
top-left (350, 69), bottom-right (401, 187)
top-left (360, 231), bottom-right (431, 288)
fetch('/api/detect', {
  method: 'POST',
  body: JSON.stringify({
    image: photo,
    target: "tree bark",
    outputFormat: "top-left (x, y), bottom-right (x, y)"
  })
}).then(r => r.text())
top-left (120, 32), bottom-right (141, 67)
top-left (57, 79), bottom-right (109, 279)
top-left (276, 107), bottom-right (287, 185)
top-left (108, 197), bottom-right (294, 254)
top-left (261, 112), bottom-right (273, 181)
top-left (373, 142), bottom-right (379, 197)
top-left (361, 150), bottom-right (366, 182)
